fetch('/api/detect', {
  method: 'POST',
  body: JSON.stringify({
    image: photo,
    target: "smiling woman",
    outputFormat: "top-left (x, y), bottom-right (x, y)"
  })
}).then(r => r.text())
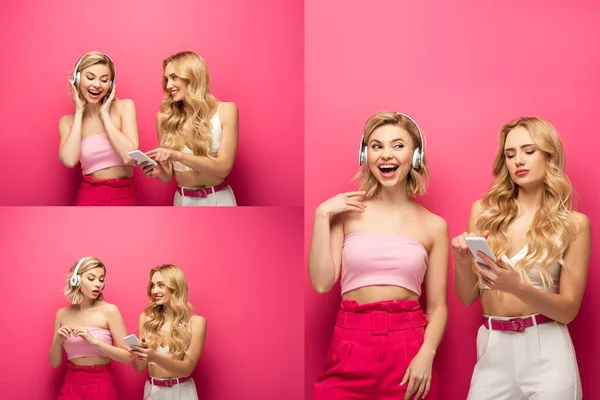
top-left (58, 51), bottom-right (140, 206)
top-left (138, 51), bottom-right (239, 206)
top-left (308, 111), bottom-right (449, 399)
top-left (130, 264), bottom-right (206, 399)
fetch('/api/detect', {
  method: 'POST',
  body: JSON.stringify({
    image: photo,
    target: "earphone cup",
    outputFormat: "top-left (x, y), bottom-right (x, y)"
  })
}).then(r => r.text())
top-left (74, 71), bottom-right (80, 86)
top-left (412, 149), bottom-right (422, 170)
top-left (70, 274), bottom-right (81, 287)
top-left (358, 137), bottom-right (367, 166)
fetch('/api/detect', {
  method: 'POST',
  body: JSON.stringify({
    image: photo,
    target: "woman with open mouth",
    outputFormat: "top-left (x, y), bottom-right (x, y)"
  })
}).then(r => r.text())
top-left (130, 264), bottom-right (207, 399)
top-left (308, 111), bottom-right (449, 399)
top-left (138, 51), bottom-right (238, 206)
top-left (49, 257), bottom-right (131, 399)
top-left (58, 51), bottom-right (140, 206)
top-left (453, 117), bottom-right (591, 399)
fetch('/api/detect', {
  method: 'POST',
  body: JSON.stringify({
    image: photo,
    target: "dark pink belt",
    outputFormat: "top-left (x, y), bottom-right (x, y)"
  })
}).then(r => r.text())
top-left (147, 376), bottom-right (192, 387)
top-left (482, 314), bottom-right (552, 332)
top-left (177, 180), bottom-right (229, 198)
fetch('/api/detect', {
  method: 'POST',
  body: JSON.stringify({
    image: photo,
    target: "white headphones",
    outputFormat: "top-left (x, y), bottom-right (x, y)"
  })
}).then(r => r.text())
top-left (70, 257), bottom-right (105, 289)
top-left (72, 52), bottom-right (116, 93)
top-left (358, 112), bottom-right (425, 170)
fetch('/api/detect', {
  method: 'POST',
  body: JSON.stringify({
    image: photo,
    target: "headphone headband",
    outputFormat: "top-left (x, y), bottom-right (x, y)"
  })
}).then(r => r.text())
top-left (70, 257), bottom-right (90, 287)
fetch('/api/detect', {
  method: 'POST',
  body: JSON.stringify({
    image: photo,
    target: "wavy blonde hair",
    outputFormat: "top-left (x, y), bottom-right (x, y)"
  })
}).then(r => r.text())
top-left (476, 117), bottom-right (578, 287)
top-left (353, 111), bottom-right (429, 197)
top-left (142, 264), bottom-right (193, 360)
top-left (158, 51), bottom-right (217, 157)
top-left (63, 257), bottom-right (106, 304)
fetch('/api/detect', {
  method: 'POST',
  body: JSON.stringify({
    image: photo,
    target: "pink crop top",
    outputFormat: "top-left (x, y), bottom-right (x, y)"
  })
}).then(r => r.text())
top-left (341, 232), bottom-right (429, 296)
top-left (63, 326), bottom-right (113, 360)
top-left (80, 133), bottom-right (124, 175)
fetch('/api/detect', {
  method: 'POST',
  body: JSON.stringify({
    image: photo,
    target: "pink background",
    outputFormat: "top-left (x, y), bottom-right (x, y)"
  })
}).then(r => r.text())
top-left (305, 1), bottom-right (600, 399)
top-left (0, 207), bottom-right (303, 399)
top-left (0, 0), bottom-right (303, 206)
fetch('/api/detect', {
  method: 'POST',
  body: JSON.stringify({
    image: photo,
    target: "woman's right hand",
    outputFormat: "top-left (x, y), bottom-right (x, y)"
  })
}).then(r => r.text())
top-left (56, 326), bottom-right (73, 343)
top-left (136, 161), bottom-right (163, 178)
top-left (451, 231), bottom-right (488, 266)
top-left (69, 80), bottom-right (86, 113)
top-left (315, 191), bottom-right (366, 218)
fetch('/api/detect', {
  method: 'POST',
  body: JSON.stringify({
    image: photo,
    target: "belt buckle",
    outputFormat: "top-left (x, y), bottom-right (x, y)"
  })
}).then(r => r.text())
top-left (165, 379), bottom-right (173, 387)
top-left (371, 310), bottom-right (389, 335)
top-left (198, 188), bottom-right (209, 198)
top-left (100, 185), bottom-right (112, 202)
top-left (503, 317), bottom-right (525, 332)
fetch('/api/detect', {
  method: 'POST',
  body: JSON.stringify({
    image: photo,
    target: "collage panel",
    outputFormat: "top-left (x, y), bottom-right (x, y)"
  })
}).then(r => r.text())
top-left (2, 207), bottom-right (303, 399)
top-left (305, 1), bottom-right (599, 399)
top-left (0, 0), bottom-right (303, 206)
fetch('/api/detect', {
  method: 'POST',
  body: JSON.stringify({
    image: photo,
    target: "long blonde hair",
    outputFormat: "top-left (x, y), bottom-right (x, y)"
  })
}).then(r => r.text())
top-left (353, 111), bottom-right (429, 197)
top-left (142, 264), bottom-right (193, 360)
top-left (476, 117), bottom-right (578, 287)
top-left (63, 257), bottom-right (106, 304)
top-left (158, 51), bottom-right (217, 157)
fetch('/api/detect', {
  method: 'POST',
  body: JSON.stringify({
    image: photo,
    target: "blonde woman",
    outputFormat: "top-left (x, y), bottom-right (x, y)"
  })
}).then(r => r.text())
top-left (131, 264), bottom-right (207, 399)
top-left (58, 51), bottom-right (140, 206)
top-left (49, 257), bottom-right (131, 399)
top-left (452, 117), bottom-right (591, 399)
top-left (309, 112), bottom-right (448, 399)
top-left (139, 51), bottom-right (238, 206)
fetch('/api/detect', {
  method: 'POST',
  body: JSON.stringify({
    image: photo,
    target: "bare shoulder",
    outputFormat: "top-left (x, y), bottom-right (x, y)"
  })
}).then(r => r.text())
top-left (56, 306), bottom-right (69, 318)
top-left (419, 206), bottom-right (448, 236)
top-left (99, 301), bottom-right (120, 315)
top-left (115, 98), bottom-right (136, 113)
top-left (573, 211), bottom-right (590, 233)
top-left (218, 102), bottom-right (238, 120)
top-left (138, 312), bottom-right (147, 324)
top-left (59, 114), bottom-right (74, 127)
top-left (191, 315), bottom-right (207, 333)
top-left (471, 199), bottom-right (484, 214)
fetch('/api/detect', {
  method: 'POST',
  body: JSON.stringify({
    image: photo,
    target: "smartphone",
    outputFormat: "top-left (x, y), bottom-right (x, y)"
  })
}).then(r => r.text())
top-left (128, 150), bottom-right (158, 167)
top-left (123, 334), bottom-right (142, 349)
top-left (465, 237), bottom-right (496, 266)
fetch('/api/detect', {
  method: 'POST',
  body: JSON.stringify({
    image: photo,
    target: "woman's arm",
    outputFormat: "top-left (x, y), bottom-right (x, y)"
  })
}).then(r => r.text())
top-left (453, 200), bottom-right (484, 306)
top-left (482, 213), bottom-right (591, 324)
top-left (402, 217), bottom-right (449, 399)
top-left (58, 114), bottom-right (83, 168)
top-left (421, 217), bottom-right (449, 357)
top-left (308, 212), bottom-right (344, 294)
top-left (48, 309), bottom-right (68, 368)
top-left (132, 313), bottom-right (148, 372)
top-left (177, 102), bottom-right (238, 179)
top-left (75, 304), bottom-right (131, 364)
top-left (148, 103), bottom-right (238, 180)
top-left (101, 97), bottom-right (139, 163)
top-left (146, 316), bottom-right (207, 377)
top-left (308, 192), bottom-right (366, 293)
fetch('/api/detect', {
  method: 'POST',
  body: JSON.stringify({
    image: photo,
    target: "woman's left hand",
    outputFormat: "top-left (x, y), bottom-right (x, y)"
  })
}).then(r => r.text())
top-left (130, 339), bottom-right (156, 363)
top-left (73, 327), bottom-right (98, 345)
top-left (146, 148), bottom-right (183, 163)
top-left (100, 85), bottom-right (116, 116)
top-left (401, 349), bottom-right (434, 399)
top-left (477, 252), bottom-right (525, 294)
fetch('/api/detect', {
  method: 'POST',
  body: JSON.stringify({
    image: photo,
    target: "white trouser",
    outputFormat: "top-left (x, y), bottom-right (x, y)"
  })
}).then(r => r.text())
top-left (143, 377), bottom-right (198, 399)
top-left (173, 185), bottom-right (237, 206)
top-left (468, 315), bottom-right (581, 400)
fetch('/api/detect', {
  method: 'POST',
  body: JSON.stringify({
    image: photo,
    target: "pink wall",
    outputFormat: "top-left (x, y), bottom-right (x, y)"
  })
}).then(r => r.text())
top-left (0, 207), bottom-right (304, 400)
top-left (305, 1), bottom-right (600, 399)
top-left (0, 0), bottom-right (303, 206)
